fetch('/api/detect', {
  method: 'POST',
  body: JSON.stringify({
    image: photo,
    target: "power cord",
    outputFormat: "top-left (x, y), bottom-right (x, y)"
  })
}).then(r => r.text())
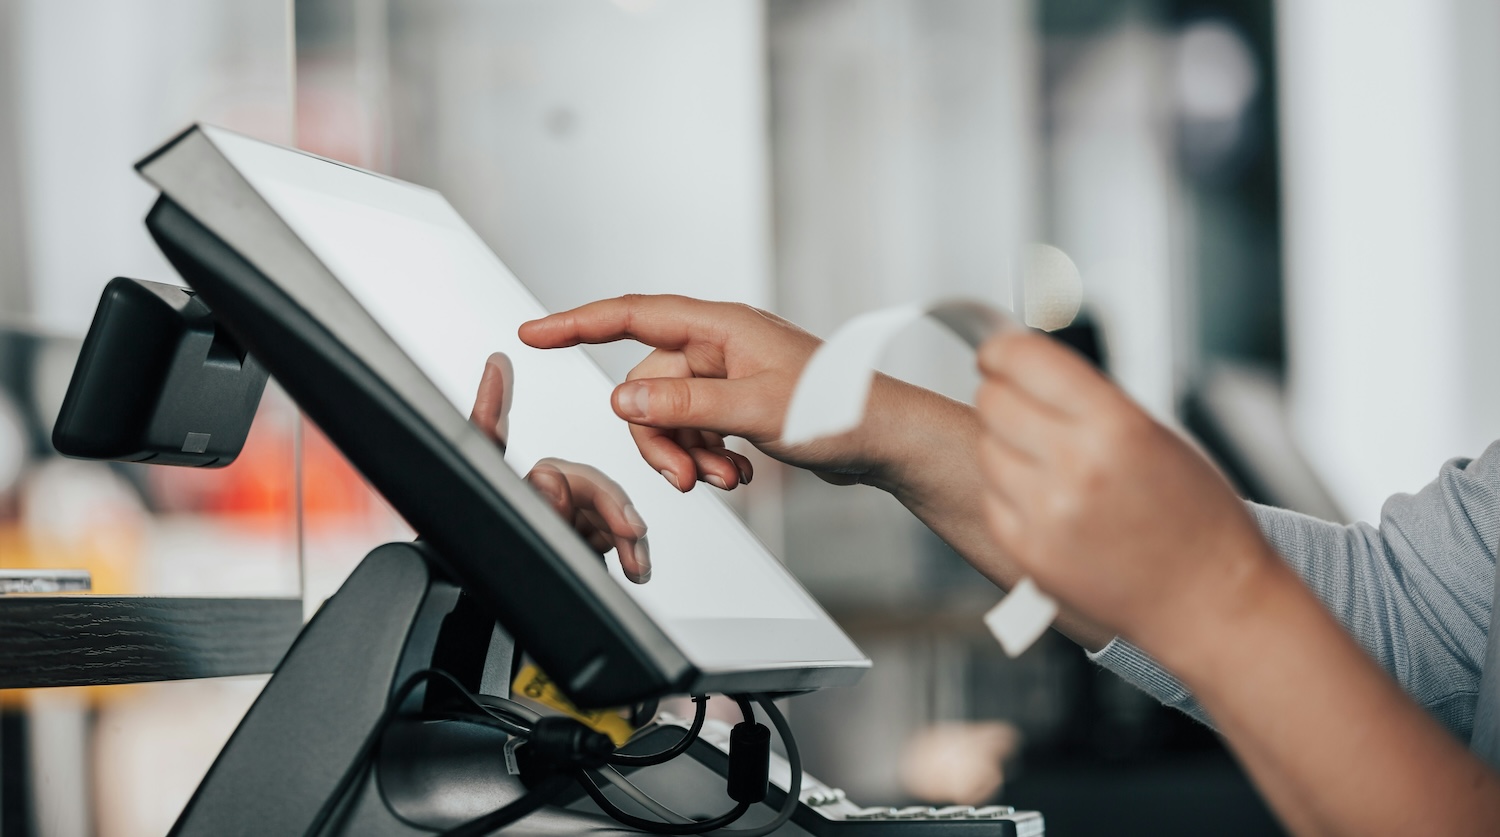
top-left (423, 710), bottom-right (529, 738)
top-left (576, 694), bottom-right (759, 833)
top-left (303, 668), bottom-right (601, 837)
top-left (576, 693), bottom-right (809, 835)
top-left (304, 668), bottom-right (480, 837)
top-left (579, 695), bottom-right (802, 837)
top-left (717, 696), bottom-right (802, 837)
top-left (608, 694), bottom-right (709, 767)
top-left (576, 771), bottom-right (752, 834)
top-left (474, 693), bottom-right (542, 725)
top-left (597, 766), bottom-right (696, 824)
top-left (305, 668), bottom-right (787, 837)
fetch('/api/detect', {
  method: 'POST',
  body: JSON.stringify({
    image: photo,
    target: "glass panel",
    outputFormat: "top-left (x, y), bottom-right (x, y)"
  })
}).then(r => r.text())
top-left (3, 0), bottom-right (300, 600)
top-left (0, 3), bottom-right (297, 835)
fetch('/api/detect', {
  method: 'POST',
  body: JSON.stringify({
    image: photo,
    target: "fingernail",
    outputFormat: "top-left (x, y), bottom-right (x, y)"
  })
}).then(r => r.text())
top-left (660, 469), bottom-right (681, 491)
top-left (619, 383), bottom-right (650, 420)
top-left (705, 474), bottom-right (729, 490)
top-left (622, 504), bottom-right (647, 535)
top-left (536, 478), bottom-right (564, 509)
top-left (631, 536), bottom-right (652, 583)
top-left (737, 464), bottom-right (752, 485)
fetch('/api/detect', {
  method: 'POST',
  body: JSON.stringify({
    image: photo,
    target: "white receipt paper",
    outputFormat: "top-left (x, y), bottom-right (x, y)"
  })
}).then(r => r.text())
top-left (780, 299), bottom-right (1060, 657)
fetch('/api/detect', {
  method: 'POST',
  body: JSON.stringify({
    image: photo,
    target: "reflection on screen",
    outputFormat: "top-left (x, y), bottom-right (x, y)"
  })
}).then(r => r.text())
top-left (235, 168), bottom-right (817, 631)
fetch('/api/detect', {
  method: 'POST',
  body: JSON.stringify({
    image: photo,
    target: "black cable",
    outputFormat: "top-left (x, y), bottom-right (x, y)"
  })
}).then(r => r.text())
top-left (474, 693), bottom-right (542, 725)
top-left (303, 668), bottom-right (533, 837)
top-left (720, 696), bottom-right (801, 837)
top-left (731, 695), bottom-right (754, 724)
top-left (303, 669), bottom-right (443, 837)
top-left (575, 769), bottom-right (752, 834)
top-left (576, 695), bottom-right (803, 837)
top-left (435, 773), bottom-right (574, 837)
top-left (606, 694), bottom-right (708, 767)
top-left (424, 711), bottom-right (531, 739)
top-left (578, 695), bottom-right (759, 834)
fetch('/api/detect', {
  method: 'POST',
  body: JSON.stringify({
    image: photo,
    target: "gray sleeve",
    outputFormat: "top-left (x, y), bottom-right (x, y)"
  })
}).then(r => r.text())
top-left (1089, 440), bottom-right (1500, 736)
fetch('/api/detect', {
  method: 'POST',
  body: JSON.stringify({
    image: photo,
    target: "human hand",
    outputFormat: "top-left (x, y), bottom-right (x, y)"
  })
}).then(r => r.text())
top-left (519, 295), bottom-right (898, 492)
top-left (973, 331), bottom-right (1278, 655)
top-left (470, 352), bottom-right (651, 583)
top-left (899, 722), bottom-right (1020, 806)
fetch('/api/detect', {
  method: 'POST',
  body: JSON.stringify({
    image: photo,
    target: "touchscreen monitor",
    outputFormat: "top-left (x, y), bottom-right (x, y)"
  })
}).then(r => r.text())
top-left (135, 125), bottom-right (868, 706)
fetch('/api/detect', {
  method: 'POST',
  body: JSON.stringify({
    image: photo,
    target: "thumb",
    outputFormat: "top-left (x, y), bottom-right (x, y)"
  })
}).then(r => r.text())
top-left (469, 352), bottom-right (514, 448)
top-left (612, 376), bottom-right (776, 439)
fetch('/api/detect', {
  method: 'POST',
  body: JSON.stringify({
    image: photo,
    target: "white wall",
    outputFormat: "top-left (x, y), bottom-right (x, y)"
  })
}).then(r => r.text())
top-left (765, 0), bottom-right (1036, 801)
top-left (768, 0), bottom-right (1036, 595)
top-left (384, 0), bottom-right (774, 382)
top-left (12, 0), bottom-right (293, 336)
top-left (1277, 0), bottom-right (1500, 522)
top-left (1049, 22), bottom-right (1184, 422)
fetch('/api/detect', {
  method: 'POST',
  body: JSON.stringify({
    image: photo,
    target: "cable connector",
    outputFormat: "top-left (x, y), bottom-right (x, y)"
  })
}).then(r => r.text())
top-left (519, 716), bottom-right (616, 778)
top-left (726, 721), bottom-right (771, 804)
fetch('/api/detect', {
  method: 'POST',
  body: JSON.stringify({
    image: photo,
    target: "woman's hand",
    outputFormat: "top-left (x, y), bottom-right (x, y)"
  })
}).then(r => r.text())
top-left (520, 294), bottom-right (908, 492)
top-left (973, 329), bottom-right (1279, 654)
top-left (519, 294), bottom-right (1124, 651)
top-left (470, 352), bottom-right (651, 583)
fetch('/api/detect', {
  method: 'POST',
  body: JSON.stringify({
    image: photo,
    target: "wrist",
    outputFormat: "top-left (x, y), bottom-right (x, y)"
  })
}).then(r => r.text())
top-left (1137, 536), bottom-right (1295, 681)
top-left (853, 376), bottom-right (977, 495)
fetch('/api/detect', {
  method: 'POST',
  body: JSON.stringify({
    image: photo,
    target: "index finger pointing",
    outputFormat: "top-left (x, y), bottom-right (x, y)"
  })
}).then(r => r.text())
top-left (519, 294), bottom-right (732, 350)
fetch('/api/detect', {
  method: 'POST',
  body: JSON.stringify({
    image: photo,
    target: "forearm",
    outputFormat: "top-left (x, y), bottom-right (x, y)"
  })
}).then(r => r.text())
top-left (1159, 553), bottom-right (1500, 836)
top-left (858, 376), bottom-right (1115, 651)
top-left (1088, 494), bottom-right (1494, 734)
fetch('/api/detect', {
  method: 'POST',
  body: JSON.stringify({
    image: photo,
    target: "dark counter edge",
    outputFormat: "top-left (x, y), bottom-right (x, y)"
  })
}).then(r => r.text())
top-left (0, 596), bottom-right (302, 688)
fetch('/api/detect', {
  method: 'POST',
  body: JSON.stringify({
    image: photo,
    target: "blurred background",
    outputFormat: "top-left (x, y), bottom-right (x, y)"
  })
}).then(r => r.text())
top-left (2, 0), bottom-right (1499, 834)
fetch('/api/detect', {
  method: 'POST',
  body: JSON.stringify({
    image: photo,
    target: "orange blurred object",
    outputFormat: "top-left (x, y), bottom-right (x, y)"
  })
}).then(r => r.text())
top-left (148, 393), bottom-right (382, 523)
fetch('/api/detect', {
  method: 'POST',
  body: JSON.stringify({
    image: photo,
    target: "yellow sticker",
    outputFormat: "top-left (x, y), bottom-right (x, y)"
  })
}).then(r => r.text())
top-left (511, 663), bottom-right (637, 747)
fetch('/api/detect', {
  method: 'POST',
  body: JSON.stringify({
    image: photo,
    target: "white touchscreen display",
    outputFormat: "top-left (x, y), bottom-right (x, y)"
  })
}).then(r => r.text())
top-left (200, 128), bottom-right (861, 670)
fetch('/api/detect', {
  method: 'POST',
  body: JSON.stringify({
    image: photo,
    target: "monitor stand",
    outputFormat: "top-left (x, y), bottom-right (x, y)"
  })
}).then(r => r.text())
top-left (168, 541), bottom-right (1043, 836)
top-left (167, 540), bottom-right (634, 836)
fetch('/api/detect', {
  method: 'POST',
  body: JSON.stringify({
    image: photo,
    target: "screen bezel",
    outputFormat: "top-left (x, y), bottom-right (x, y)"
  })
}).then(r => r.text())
top-left (136, 124), bottom-right (869, 706)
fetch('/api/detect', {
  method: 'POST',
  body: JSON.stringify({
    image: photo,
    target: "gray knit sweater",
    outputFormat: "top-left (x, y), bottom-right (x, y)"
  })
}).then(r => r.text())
top-left (1090, 439), bottom-right (1500, 759)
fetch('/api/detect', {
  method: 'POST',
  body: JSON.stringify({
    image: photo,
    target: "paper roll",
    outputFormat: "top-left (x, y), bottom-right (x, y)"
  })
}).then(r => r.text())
top-left (780, 299), bottom-right (1059, 657)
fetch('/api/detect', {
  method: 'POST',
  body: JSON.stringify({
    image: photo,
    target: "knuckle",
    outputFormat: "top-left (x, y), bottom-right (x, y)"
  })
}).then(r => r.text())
top-left (1009, 331), bottom-right (1050, 364)
top-left (1072, 435), bottom-right (1115, 487)
top-left (662, 380), bottom-right (693, 418)
top-left (977, 333), bottom-right (1011, 372)
top-left (621, 293), bottom-right (654, 328)
top-left (1040, 484), bottom-right (1083, 526)
top-left (983, 331), bottom-right (1043, 374)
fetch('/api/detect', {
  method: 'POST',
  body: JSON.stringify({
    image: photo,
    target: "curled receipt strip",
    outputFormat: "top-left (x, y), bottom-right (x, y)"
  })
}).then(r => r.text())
top-left (780, 299), bottom-right (1059, 657)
